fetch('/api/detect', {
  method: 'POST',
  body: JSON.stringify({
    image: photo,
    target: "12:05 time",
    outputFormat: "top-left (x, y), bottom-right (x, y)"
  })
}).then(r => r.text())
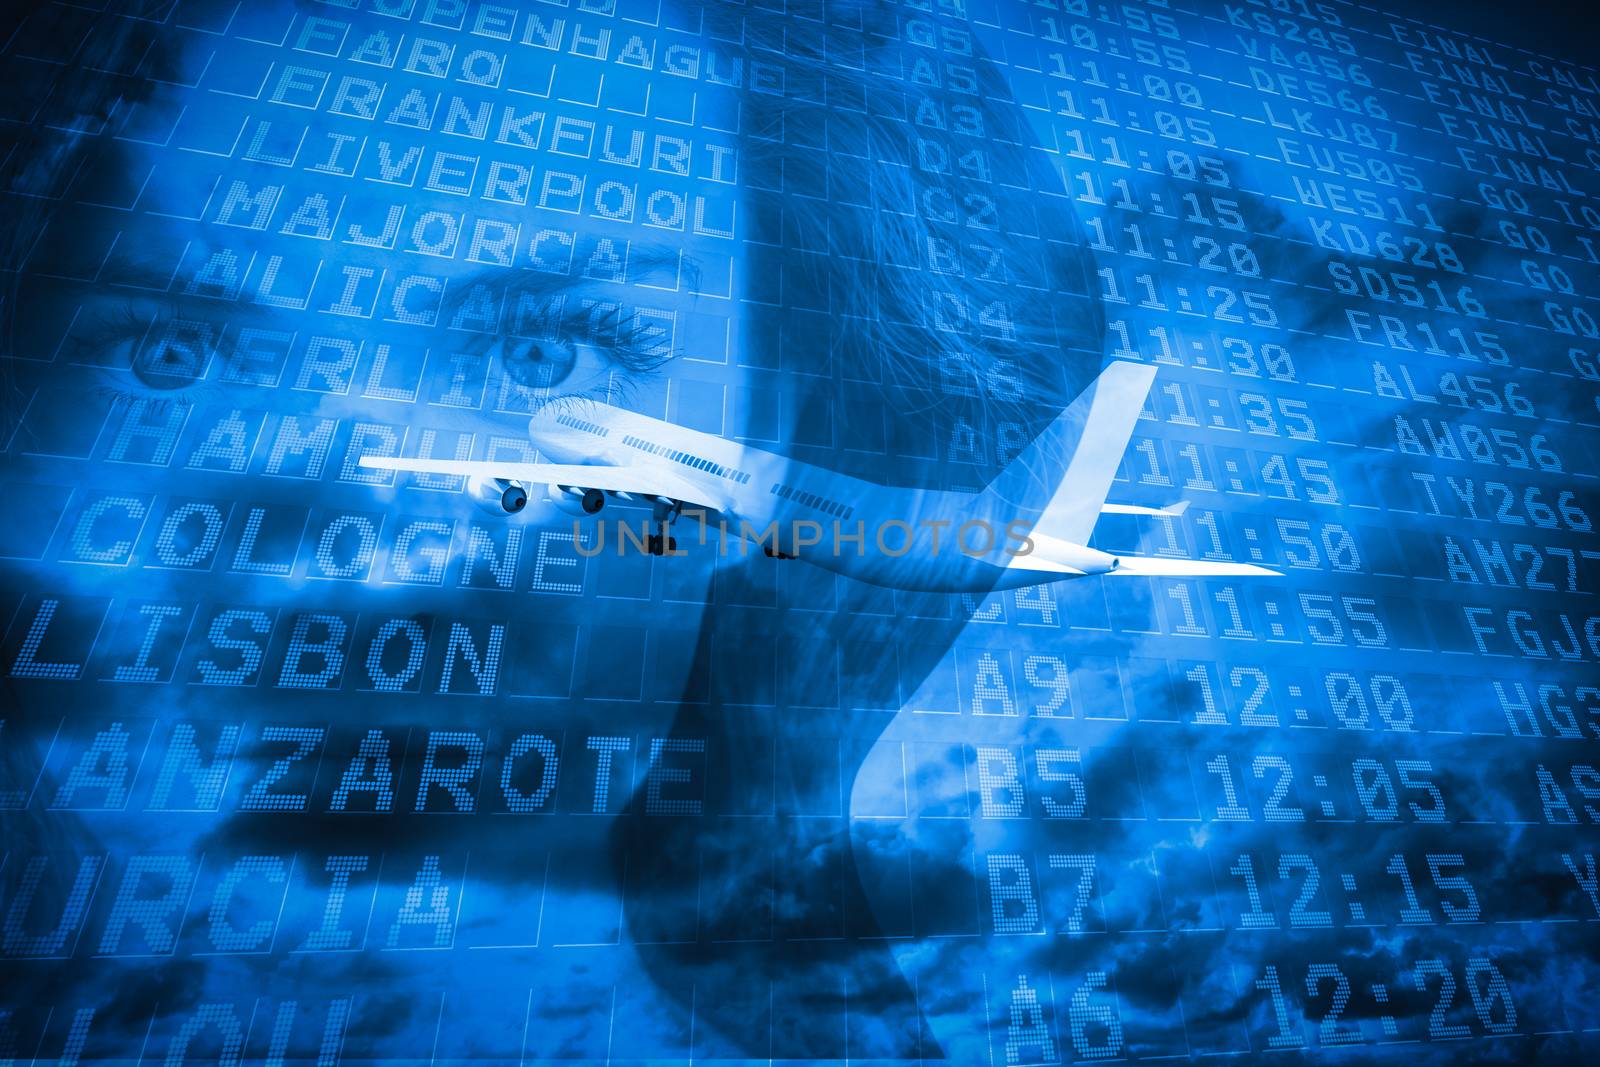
top-left (1204, 753), bottom-right (1447, 824)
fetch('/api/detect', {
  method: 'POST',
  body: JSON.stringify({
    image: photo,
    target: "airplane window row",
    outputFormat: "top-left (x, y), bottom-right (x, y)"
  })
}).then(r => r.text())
top-left (555, 415), bottom-right (610, 438)
top-left (770, 481), bottom-right (854, 520)
top-left (623, 434), bottom-right (753, 485)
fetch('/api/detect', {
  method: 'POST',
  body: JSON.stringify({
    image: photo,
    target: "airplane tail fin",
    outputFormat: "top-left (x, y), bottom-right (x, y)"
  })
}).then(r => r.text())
top-left (982, 361), bottom-right (1157, 545)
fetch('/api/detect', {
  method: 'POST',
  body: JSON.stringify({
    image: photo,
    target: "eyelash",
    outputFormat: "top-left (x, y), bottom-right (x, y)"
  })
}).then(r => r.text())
top-left (493, 299), bottom-right (674, 374)
top-left (67, 299), bottom-right (221, 404)
top-left (68, 302), bottom-right (164, 358)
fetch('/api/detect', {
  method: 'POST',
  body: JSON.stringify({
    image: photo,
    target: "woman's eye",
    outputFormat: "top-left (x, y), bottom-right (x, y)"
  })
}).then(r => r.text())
top-left (129, 319), bottom-right (214, 390)
top-left (500, 336), bottom-right (579, 390)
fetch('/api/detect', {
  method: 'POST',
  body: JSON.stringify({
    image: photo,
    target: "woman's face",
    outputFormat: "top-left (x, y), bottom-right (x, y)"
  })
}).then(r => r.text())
top-left (3, 0), bottom-right (765, 1047)
top-left (2, 1), bottom-right (1103, 1061)
top-left (14, 3), bottom-right (746, 693)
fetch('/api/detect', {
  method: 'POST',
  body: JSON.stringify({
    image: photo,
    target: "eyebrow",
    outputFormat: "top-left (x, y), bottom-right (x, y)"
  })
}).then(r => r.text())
top-left (54, 262), bottom-right (283, 334)
top-left (453, 244), bottom-right (701, 295)
top-left (62, 243), bottom-right (702, 330)
top-left (436, 246), bottom-right (703, 327)
top-left (17, 257), bottom-right (179, 291)
top-left (92, 257), bottom-right (187, 290)
top-left (61, 255), bottom-right (267, 306)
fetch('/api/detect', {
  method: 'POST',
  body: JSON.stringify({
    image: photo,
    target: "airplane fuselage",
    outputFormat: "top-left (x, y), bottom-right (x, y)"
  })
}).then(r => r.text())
top-left (527, 403), bottom-right (1115, 592)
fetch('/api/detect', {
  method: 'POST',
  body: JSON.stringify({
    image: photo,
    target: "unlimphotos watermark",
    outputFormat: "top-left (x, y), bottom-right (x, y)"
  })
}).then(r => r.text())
top-left (573, 513), bottom-right (1037, 558)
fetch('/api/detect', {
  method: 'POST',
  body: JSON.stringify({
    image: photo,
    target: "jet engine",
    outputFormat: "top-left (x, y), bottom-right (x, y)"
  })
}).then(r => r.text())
top-left (547, 484), bottom-right (607, 517)
top-left (468, 475), bottom-right (530, 515)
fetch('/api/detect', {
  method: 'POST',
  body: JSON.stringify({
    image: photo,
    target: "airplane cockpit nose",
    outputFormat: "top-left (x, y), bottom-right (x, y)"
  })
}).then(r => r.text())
top-left (526, 403), bottom-right (592, 463)
top-left (526, 407), bottom-right (560, 457)
top-left (527, 404), bottom-right (564, 443)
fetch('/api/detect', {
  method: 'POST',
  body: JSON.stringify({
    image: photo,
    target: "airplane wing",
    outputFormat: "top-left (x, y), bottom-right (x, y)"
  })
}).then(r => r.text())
top-left (357, 456), bottom-right (729, 513)
top-left (1106, 555), bottom-right (1280, 577)
top-left (1006, 531), bottom-right (1279, 579)
top-left (1102, 500), bottom-right (1190, 517)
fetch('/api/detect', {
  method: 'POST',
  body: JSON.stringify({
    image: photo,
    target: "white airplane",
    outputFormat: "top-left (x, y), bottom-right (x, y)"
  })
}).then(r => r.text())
top-left (360, 361), bottom-right (1279, 592)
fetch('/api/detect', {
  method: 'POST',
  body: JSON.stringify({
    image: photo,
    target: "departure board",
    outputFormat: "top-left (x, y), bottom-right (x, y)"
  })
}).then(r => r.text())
top-left (1, 0), bottom-right (1598, 1063)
